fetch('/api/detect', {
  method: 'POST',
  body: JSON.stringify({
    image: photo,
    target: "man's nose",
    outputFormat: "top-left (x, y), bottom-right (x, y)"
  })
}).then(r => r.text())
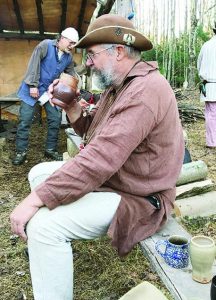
top-left (85, 57), bottom-right (93, 67)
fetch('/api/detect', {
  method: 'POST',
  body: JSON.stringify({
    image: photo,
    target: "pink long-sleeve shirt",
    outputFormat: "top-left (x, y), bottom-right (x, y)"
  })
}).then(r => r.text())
top-left (35, 61), bottom-right (184, 256)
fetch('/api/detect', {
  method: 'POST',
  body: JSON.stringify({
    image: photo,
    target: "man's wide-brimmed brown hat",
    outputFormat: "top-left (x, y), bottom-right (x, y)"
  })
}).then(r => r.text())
top-left (76, 14), bottom-right (153, 51)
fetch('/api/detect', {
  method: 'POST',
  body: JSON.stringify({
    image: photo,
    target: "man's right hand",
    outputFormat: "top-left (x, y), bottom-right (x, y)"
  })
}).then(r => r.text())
top-left (30, 87), bottom-right (39, 99)
top-left (10, 190), bottom-right (44, 241)
top-left (48, 79), bottom-right (80, 110)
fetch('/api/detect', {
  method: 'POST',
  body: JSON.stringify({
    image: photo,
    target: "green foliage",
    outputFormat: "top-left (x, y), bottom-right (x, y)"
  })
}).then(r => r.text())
top-left (141, 25), bottom-right (212, 88)
top-left (196, 24), bottom-right (211, 43)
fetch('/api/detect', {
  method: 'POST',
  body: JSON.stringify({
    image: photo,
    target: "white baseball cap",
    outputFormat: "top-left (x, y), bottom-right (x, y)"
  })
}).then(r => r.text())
top-left (61, 27), bottom-right (79, 43)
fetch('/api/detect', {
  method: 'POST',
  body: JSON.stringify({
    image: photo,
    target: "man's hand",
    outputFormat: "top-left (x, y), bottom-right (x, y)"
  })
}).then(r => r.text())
top-left (48, 79), bottom-right (80, 110)
top-left (10, 190), bottom-right (44, 241)
top-left (30, 87), bottom-right (39, 99)
top-left (79, 98), bottom-right (90, 108)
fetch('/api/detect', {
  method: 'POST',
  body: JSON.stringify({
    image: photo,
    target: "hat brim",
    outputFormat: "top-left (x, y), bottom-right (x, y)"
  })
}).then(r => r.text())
top-left (76, 26), bottom-right (153, 51)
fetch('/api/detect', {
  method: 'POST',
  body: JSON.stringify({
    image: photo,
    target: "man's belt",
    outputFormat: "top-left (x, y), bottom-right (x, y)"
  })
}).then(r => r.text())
top-left (199, 80), bottom-right (208, 97)
top-left (145, 195), bottom-right (161, 210)
top-left (199, 80), bottom-right (216, 97)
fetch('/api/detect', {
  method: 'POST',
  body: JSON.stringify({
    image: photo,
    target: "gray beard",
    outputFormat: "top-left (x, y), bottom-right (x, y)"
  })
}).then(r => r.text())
top-left (93, 67), bottom-right (114, 90)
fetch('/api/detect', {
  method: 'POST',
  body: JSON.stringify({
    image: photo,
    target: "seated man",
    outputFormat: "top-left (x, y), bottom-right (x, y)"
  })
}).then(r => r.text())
top-left (10, 14), bottom-right (184, 300)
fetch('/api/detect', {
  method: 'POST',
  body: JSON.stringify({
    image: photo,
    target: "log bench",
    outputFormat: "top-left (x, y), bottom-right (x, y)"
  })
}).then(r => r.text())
top-left (64, 130), bottom-right (216, 299)
top-left (140, 216), bottom-right (216, 300)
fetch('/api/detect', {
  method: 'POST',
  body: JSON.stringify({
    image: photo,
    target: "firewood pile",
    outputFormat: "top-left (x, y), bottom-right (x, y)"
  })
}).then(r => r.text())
top-left (177, 102), bottom-right (204, 123)
top-left (173, 88), bottom-right (205, 123)
top-left (174, 88), bottom-right (188, 101)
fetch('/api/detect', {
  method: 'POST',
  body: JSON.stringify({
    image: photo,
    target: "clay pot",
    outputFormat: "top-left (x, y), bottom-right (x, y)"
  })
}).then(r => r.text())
top-left (119, 281), bottom-right (168, 300)
top-left (189, 235), bottom-right (216, 283)
top-left (52, 73), bottom-right (78, 109)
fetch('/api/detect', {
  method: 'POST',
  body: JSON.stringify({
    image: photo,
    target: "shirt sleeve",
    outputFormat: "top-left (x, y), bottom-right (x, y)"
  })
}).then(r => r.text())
top-left (35, 96), bottom-right (156, 209)
top-left (197, 48), bottom-right (203, 78)
top-left (64, 54), bottom-right (76, 76)
top-left (24, 40), bottom-right (48, 87)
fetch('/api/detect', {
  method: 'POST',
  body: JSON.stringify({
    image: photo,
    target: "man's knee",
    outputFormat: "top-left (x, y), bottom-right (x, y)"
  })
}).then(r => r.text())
top-left (26, 207), bottom-right (70, 245)
top-left (28, 161), bottom-right (65, 190)
top-left (26, 208), bottom-right (48, 239)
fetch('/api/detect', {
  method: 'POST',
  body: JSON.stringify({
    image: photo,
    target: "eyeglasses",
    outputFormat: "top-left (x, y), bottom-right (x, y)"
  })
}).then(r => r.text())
top-left (86, 46), bottom-right (114, 63)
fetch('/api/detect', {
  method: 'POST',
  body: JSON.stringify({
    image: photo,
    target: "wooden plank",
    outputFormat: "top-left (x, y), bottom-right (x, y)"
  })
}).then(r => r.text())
top-left (35, 0), bottom-right (44, 35)
top-left (13, 0), bottom-right (24, 34)
top-left (176, 179), bottom-right (214, 199)
top-left (174, 191), bottom-right (216, 217)
top-left (60, 0), bottom-right (67, 32)
top-left (0, 32), bottom-right (56, 40)
top-left (77, 0), bottom-right (88, 37)
top-left (0, 95), bottom-right (19, 102)
top-left (140, 217), bottom-right (216, 300)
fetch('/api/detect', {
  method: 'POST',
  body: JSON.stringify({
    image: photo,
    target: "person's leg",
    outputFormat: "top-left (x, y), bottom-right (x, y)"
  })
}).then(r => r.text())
top-left (205, 101), bottom-right (216, 147)
top-left (12, 101), bottom-right (36, 165)
top-left (16, 101), bottom-right (36, 152)
top-left (44, 102), bottom-right (62, 151)
top-left (28, 161), bottom-right (66, 190)
top-left (26, 191), bottom-right (121, 300)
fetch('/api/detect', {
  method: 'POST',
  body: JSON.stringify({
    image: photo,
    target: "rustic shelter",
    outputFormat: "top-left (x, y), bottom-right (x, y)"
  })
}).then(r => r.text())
top-left (0, 0), bottom-right (115, 97)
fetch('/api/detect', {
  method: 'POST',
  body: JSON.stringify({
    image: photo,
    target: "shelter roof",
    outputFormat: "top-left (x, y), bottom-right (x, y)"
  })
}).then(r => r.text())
top-left (0, 0), bottom-right (114, 40)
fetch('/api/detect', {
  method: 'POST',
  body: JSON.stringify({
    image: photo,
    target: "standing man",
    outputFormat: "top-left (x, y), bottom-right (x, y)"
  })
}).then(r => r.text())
top-left (12, 27), bottom-right (79, 165)
top-left (197, 23), bottom-right (216, 149)
top-left (10, 15), bottom-right (184, 299)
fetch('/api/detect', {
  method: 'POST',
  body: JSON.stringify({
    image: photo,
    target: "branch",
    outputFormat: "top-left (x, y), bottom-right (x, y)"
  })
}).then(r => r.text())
top-left (204, 3), bottom-right (216, 14)
top-left (97, 0), bottom-right (116, 17)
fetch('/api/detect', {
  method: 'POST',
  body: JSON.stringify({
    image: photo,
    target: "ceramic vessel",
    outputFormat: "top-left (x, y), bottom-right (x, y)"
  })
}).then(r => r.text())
top-left (155, 235), bottom-right (189, 269)
top-left (211, 275), bottom-right (216, 300)
top-left (190, 235), bottom-right (216, 284)
top-left (52, 73), bottom-right (78, 108)
top-left (119, 281), bottom-right (168, 300)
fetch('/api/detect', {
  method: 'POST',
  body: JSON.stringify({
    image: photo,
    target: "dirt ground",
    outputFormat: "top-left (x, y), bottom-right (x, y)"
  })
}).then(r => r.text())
top-left (0, 92), bottom-right (216, 300)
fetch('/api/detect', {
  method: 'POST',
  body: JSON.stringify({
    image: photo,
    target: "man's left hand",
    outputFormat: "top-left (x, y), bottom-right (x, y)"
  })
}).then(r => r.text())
top-left (10, 190), bottom-right (44, 241)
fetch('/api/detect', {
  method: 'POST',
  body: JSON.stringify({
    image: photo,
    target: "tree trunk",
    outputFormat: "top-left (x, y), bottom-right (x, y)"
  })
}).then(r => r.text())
top-left (188, 0), bottom-right (198, 88)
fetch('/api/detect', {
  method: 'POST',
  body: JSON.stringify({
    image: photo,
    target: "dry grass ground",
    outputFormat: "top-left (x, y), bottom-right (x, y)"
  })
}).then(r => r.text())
top-left (0, 93), bottom-right (216, 300)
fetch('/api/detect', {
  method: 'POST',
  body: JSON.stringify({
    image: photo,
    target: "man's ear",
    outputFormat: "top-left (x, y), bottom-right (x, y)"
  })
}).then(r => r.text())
top-left (116, 45), bottom-right (126, 61)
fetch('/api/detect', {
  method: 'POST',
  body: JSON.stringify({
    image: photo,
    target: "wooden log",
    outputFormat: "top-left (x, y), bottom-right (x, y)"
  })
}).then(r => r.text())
top-left (67, 138), bottom-right (79, 158)
top-left (176, 179), bottom-right (214, 199)
top-left (174, 191), bottom-right (216, 217)
top-left (176, 160), bottom-right (208, 186)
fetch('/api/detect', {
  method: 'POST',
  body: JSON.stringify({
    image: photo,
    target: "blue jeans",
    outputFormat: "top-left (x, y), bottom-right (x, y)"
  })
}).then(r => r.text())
top-left (16, 101), bottom-right (62, 152)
